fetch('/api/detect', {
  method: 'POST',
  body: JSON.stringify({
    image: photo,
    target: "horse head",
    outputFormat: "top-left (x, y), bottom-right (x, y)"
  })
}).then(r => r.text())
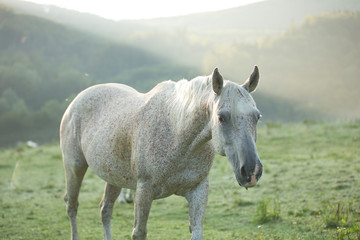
top-left (211, 66), bottom-right (262, 188)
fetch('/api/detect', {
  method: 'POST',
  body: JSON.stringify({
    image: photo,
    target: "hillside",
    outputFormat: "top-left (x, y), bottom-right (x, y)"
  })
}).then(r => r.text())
top-left (126, 10), bottom-right (360, 119)
top-left (0, 5), bottom-right (197, 146)
top-left (203, 11), bottom-right (360, 119)
top-left (1, 2), bottom-right (359, 146)
top-left (122, 11), bottom-right (360, 120)
top-left (4, 0), bottom-right (358, 120)
top-left (0, 5), bottom-right (310, 147)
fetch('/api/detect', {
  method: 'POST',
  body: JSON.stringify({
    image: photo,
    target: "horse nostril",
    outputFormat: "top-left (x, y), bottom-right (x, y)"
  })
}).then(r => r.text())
top-left (241, 166), bottom-right (246, 177)
top-left (247, 176), bottom-right (252, 182)
top-left (240, 166), bottom-right (251, 182)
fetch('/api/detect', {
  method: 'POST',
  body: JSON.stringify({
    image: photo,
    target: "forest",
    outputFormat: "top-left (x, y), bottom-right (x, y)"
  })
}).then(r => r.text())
top-left (0, 2), bottom-right (360, 146)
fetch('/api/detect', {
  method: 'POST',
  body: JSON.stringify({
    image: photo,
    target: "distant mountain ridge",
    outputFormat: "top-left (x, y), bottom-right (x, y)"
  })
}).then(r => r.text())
top-left (2, 0), bottom-right (360, 42)
top-left (135, 0), bottom-right (360, 30)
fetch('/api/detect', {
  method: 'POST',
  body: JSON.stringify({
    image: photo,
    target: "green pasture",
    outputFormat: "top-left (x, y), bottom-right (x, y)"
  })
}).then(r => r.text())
top-left (0, 121), bottom-right (359, 239)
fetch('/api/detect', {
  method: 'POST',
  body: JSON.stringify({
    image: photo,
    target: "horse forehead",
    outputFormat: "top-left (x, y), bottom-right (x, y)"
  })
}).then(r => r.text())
top-left (220, 84), bottom-right (256, 111)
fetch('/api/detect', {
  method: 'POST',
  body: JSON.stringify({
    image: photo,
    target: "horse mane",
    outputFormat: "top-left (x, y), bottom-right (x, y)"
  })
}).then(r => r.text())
top-left (166, 75), bottom-right (251, 125)
top-left (168, 76), bottom-right (214, 123)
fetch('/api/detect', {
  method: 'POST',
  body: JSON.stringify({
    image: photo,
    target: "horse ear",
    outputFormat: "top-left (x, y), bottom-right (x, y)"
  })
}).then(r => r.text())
top-left (242, 66), bottom-right (259, 93)
top-left (212, 68), bottom-right (223, 95)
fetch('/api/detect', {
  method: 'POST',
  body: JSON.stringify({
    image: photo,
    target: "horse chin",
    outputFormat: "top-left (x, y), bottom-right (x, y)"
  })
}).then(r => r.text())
top-left (238, 179), bottom-right (258, 190)
top-left (238, 179), bottom-right (257, 189)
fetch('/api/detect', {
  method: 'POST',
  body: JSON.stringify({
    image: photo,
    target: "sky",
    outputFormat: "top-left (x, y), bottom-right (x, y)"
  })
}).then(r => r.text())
top-left (23, 0), bottom-right (263, 20)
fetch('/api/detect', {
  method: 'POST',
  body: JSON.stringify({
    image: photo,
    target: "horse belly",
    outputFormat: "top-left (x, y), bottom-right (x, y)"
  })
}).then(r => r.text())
top-left (88, 155), bottom-right (137, 189)
top-left (83, 125), bottom-right (137, 189)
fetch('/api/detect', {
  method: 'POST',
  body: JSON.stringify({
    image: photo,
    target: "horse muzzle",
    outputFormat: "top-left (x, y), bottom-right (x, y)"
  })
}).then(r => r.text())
top-left (237, 159), bottom-right (262, 189)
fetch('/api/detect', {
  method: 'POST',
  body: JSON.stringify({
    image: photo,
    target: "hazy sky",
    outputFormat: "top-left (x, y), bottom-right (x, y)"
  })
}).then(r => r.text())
top-left (23, 0), bottom-right (263, 20)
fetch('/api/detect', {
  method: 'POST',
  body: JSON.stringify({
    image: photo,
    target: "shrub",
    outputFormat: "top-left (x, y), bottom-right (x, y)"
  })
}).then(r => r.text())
top-left (253, 198), bottom-right (281, 224)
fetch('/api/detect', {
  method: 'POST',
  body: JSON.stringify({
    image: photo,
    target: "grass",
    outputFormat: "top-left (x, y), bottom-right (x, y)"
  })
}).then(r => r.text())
top-left (0, 121), bottom-right (360, 239)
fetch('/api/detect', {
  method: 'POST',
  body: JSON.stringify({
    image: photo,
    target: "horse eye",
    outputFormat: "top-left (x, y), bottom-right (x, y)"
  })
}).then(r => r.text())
top-left (218, 111), bottom-right (229, 123)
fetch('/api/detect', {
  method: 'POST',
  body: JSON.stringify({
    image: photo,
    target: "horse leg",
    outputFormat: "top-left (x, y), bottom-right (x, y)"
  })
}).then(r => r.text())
top-left (184, 178), bottom-right (209, 240)
top-left (100, 183), bottom-right (121, 240)
top-left (125, 188), bottom-right (134, 203)
top-left (118, 188), bottom-right (127, 204)
top-left (63, 154), bottom-right (88, 240)
top-left (132, 181), bottom-right (153, 240)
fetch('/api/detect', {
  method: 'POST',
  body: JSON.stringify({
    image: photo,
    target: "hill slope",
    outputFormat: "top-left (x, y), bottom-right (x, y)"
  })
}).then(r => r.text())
top-left (5, 0), bottom-right (358, 119)
top-left (1, 2), bottom-right (355, 146)
top-left (0, 5), bottom-right (196, 146)
top-left (203, 11), bottom-right (360, 119)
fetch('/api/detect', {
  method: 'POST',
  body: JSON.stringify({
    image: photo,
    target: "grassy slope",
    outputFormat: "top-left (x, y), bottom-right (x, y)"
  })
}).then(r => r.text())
top-left (0, 121), bottom-right (359, 239)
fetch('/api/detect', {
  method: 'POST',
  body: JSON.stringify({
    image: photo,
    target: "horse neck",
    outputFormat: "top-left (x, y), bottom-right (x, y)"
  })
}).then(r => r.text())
top-left (169, 78), bottom-right (214, 152)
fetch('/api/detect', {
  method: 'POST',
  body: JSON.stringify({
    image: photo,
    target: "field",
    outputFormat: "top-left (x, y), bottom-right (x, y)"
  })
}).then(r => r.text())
top-left (0, 121), bottom-right (359, 239)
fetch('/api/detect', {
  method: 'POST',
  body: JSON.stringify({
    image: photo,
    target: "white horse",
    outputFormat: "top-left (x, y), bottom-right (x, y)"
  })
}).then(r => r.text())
top-left (60, 66), bottom-right (263, 240)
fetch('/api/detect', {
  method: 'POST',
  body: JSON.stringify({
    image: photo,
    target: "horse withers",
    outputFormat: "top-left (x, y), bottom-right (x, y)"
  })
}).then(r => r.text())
top-left (60, 66), bottom-right (263, 240)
